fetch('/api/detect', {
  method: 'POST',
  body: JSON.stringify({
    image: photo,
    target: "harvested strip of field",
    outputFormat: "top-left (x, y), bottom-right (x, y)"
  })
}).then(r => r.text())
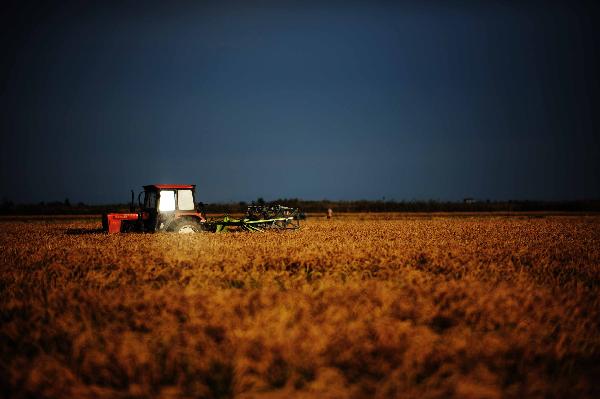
top-left (1, 216), bottom-right (599, 398)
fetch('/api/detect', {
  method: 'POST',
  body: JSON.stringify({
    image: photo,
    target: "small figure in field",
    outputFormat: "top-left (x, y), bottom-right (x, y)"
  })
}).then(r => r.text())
top-left (327, 208), bottom-right (333, 219)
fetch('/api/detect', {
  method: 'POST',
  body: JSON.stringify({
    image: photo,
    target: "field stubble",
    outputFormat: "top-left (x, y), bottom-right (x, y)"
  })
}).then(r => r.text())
top-left (0, 214), bottom-right (599, 398)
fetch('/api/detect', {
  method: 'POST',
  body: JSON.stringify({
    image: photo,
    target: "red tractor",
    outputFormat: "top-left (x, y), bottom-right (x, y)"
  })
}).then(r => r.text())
top-left (102, 184), bottom-right (300, 234)
top-left (102, 184), bottom-right (206, 233)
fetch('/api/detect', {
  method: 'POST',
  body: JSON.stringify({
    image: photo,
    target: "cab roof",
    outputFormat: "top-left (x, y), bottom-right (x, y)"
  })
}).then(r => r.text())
top-left (143, 184), bottom-right (195, 190)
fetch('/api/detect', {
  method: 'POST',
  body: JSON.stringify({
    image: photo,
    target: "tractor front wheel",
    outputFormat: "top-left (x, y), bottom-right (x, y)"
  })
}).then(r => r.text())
top-left (173, 220), bottom-right (201, 233)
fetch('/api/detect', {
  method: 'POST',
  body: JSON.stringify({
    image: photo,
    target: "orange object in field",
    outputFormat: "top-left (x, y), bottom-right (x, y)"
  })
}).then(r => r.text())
top-left (105, 213), bottom-right (139, 233)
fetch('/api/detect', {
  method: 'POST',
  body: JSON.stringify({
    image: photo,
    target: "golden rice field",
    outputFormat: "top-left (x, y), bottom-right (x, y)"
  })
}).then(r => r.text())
top-left (1, 214), bottom-right (599, 398)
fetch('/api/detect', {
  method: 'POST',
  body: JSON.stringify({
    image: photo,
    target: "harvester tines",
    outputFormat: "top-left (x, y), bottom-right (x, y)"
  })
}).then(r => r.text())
top-left (245, 205), bottom-right (300, 231)
top-left (204, 205), bottom-right (301, 233)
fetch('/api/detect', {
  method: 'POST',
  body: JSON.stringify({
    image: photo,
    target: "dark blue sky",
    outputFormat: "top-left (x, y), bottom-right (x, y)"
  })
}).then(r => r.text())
top-left (1, 1), bottom-right (599, 203)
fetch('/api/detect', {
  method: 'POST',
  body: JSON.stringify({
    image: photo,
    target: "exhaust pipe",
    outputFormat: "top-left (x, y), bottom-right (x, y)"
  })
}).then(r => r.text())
top-left (130, 190), bottom-right (134, 212)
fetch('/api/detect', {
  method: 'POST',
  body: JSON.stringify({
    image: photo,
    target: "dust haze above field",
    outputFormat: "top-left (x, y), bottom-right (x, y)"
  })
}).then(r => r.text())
top-left (1, 0), bottom-right (600, 204)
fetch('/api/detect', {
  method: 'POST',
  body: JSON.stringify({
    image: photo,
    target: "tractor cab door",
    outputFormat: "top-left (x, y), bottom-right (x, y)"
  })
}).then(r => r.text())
top-left (142, 189), bottom-right (177, 232)
top-left (142, 190), bottom-right (159, 232)
top-left (156, 190), bottom-right (177, 231)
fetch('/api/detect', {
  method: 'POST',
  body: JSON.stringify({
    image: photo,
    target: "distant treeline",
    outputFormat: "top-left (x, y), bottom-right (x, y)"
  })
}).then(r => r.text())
top-left (1, 198), bottom-right (600, 215)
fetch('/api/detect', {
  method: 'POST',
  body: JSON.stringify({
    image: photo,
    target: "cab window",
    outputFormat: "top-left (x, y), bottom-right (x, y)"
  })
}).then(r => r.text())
top-left (159, 190), bottom-right (176, 212)
top-left (144, 191), bottom-right (157, 209)
top-left (177, 189), bottom-right (195, 211)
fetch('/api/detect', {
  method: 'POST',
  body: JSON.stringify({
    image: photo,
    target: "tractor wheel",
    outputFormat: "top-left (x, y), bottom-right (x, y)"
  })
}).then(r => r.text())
top-left (173, 220), bottom-right (201, 233)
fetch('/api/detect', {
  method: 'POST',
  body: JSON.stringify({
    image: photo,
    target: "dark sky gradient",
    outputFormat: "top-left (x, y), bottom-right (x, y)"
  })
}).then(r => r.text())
top-left (1, 1), bottom-right (599, 203)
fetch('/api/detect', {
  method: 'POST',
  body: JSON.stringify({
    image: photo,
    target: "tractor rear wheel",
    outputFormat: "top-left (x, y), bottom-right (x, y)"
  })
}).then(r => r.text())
top-left (173, 220), bottom-right (201, 233)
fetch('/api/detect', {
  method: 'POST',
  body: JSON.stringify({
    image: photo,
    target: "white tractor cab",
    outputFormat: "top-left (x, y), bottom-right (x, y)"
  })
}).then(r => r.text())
top-left (140, 184), bottom-right (205, 233)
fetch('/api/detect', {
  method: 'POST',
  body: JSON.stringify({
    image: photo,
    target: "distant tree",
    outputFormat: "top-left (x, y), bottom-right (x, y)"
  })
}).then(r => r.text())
top-left (256, 197), bottom-right (265, 206)
top-left (64, 198), bottom-right (71, 207)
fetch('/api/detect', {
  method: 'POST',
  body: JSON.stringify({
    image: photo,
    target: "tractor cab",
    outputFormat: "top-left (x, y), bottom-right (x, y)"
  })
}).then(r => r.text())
top-left (139, 184), bottom-right (205, 232)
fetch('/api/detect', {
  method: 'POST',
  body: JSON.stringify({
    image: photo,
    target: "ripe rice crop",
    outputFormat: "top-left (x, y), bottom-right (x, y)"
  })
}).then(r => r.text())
top-left (1, 215), bottom-right (599, 398)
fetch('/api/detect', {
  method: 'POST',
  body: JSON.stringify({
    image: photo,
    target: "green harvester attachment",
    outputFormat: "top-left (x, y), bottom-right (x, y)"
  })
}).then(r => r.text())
top-left (206, 205), bottom-right (301, 233)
